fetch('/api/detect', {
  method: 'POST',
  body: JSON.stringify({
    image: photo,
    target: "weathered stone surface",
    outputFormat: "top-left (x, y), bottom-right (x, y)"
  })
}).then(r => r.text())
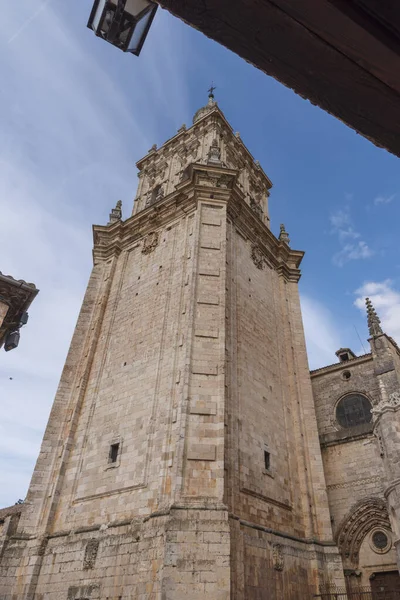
top-left (2, 99), bottom-right (382, 599)
top-left (311, 331), bottom-right (400, 587)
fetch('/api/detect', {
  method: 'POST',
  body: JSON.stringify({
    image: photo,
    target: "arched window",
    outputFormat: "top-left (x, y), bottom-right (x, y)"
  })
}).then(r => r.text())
top-left (336, 394), bottom-right (372, 428)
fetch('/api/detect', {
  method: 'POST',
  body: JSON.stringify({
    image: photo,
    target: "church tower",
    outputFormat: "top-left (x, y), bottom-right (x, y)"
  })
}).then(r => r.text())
top-left (0, 94), bottom-right (345, 599)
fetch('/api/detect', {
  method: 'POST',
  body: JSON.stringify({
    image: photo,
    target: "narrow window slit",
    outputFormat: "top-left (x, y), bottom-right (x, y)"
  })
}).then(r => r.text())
top-left (109, 443), bottom-right (120, 464)
top-left (264, 450), bottom-right (270, 471)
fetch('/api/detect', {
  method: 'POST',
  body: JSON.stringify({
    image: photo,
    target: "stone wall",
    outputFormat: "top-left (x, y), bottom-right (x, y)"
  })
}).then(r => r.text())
top-left (0, 192), bottom-right (232, 599)
top-left (311, 354), bottom-right (398, 584)
top-left (225, 217), bottom-right (344, 597)
top-left (0, 509), bottom-right (230, 600)
top-left (311, 357), bottom-right (384, 525)
top-left (0, 104), bottom-right (350, 599)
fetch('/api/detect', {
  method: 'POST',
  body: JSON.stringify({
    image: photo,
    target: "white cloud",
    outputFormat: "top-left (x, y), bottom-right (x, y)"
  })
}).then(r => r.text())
top-left (354, 280), bottom-right (400, 344)
top-left (300, 296), bottom-right (342, 370)
top-left (333, 240), bottom-right (374, 267)
top-left (330, 208), bottom-right (351, 230)
top-left (0, 2), bottom-right (192, 507)
top-left (330, 206), bottom-right (373, 267)
top-left (374, 194), bottom-right (396, 205)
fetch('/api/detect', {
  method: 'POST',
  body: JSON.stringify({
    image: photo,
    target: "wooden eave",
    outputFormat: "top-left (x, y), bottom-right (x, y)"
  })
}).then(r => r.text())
top-left (0, 273), bottom-right (38, 345)
top-left (156, 0), bottom-right (400, 158)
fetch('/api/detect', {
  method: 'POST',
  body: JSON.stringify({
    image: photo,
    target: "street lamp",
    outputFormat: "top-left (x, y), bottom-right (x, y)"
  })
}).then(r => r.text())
top-left (87, 0), bottom-right (158, 56)
top-left (4, 330), bottom-right (20, 352)
top-left (4, 312), bottom-right (29, 352)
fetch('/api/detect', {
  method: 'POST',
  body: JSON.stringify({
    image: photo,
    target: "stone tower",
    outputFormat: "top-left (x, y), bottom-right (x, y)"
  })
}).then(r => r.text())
top-left (0, 95), bottom-right (345, 599)
top-left (367, 298), bottom-right (400, 570)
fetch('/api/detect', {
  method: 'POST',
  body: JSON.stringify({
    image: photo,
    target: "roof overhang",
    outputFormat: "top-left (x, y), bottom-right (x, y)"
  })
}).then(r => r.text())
top-left (0, 272), bottom-right (38, 348)
top-left (156, 0), bottom-right (400, 158)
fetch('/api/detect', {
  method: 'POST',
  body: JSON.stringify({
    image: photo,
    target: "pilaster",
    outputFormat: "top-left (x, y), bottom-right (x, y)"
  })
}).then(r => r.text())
top-left (372, 390), bottom-right (400, 567)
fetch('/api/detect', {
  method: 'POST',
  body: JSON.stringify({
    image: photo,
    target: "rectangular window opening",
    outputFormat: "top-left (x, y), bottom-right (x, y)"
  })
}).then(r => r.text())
top-left (264, 450), bottom-right (270, 471)
top-left (109, 443), bottom-right (120, 464)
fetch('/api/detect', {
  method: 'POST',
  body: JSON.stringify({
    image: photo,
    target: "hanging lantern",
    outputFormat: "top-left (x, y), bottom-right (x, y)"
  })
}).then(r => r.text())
top-left (4, 330), bottom-right (20, 352)
top-left (87, 0), bottom-right (158, 56)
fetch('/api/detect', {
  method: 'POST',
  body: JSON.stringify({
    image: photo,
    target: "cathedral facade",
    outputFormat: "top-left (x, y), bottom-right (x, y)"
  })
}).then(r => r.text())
top-left (1, 96), bottom-right (400, 599)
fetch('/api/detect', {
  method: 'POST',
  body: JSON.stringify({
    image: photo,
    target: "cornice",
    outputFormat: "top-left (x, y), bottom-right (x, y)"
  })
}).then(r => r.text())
top-left (93, 163), bottom-right (302, 282)
top-left (0, 272), bottom-right (37, 292)
top-left (310, 353), bottom-right (372, 377)
top-left (93, 190), bottom-right (196, 264)
top-left (226, 186), bottom-right (304, 282)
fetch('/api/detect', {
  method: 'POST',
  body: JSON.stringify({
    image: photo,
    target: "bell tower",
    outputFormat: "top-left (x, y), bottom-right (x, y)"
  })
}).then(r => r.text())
top-left (1, 95), bottom-right (344, 600)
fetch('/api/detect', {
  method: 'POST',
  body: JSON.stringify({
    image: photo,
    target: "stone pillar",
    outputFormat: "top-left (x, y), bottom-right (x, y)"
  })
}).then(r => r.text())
top-left (373, 389), bottom-right (400, 569)
top-left (0, 300), bottom-right (9, 329)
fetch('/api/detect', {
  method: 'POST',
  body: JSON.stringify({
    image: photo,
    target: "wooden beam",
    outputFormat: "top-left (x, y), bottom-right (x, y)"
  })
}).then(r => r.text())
top-left (157, 0), bottom-right (400, 157)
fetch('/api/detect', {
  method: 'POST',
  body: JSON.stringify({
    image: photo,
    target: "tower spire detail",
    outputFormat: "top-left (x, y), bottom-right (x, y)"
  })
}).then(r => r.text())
top-left (193, 85), bottom-right (218, 124)
top-left (208, 83), bottom-right (216, 102)
top-left (108, 200), bottom-right (122, 225)
top-left (279, 223), bottom-right (290, 245)
top-left (366, 297), bottom-right (383, 336)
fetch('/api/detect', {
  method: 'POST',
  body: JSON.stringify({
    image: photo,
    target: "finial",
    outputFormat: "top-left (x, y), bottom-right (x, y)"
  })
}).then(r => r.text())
top-left (366, 297), bottom-right (383, 337)
top-left (279, 223), bottom-right (290, 245)
top-left (108, 200), bottom-right (122, 225)
top-left (178, 124), bottom-right (186, 133)
top-left (208, 83), bottom-right (216, 99)
top-left (148, 143), bottom-right (157, 153)
top-left (207, 83), bottom-right (216, 106)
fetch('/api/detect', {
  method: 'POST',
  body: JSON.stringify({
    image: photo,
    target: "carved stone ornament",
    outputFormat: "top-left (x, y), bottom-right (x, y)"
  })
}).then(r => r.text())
top-left (371, 390), bottom-right (400, 418)
top-left (336, 498), bottom-right (390, 566)
top-left (142, 232), bottom-right (159, 255)
top-left (272, 543), bottom-right (284, 571)
top-left (251, 244), bottom-right (264, 270)
top-left (216, 174), bottom-right (232, 189)
top-left (279, 224), bottom-right (290, 245)
top-left (145, 165), bottom-right (157, 187)
top-left (207, 138), bottom-right (222, 165)
top-left (198, 173), bottom-right (219, 188)
top-left (83, 539), bottom-right (99, 570)
top-left (250, 196), bottom-right (263, 219)
top-left (108, 200), bottom-right (122, 225)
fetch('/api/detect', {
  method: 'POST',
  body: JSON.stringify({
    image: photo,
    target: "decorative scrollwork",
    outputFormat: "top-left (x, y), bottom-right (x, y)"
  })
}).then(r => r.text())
top-left (272, 543), bottom-right (284, 571)
top-left (142, 232), bottom-right (159, 255)
top-left (336, 498), bottom-right (390, 566)
top-left (372, 390), bottom-right (400, 418)
top-left (251, 244), bottom-right (264, 270)
top-left (83, 539), bottom-right (99, 570)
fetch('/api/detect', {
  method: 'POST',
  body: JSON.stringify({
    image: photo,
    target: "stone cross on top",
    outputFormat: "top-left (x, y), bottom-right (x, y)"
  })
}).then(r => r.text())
top-left (208, 84), bottom-right (216, 100)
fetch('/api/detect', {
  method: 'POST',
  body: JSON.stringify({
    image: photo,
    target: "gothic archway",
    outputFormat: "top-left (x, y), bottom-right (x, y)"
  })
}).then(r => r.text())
top-left (335, 498), bottom-right (391, 567)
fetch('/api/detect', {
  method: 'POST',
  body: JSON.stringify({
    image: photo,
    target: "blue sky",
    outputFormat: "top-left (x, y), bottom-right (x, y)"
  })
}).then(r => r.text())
top-left (1, 0), bottom-right (399, 506)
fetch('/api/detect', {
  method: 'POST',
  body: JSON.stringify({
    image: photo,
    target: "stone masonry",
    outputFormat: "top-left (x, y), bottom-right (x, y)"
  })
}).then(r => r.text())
top-left (311, 301), bottom-right (400, 592)
top-left (7, 94), bottom-right (397, 599)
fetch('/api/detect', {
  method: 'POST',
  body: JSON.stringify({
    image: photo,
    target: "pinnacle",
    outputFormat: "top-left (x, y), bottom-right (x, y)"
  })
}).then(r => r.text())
top-left (365, 297), bottom-right (383, 337)
top-left (279, 224), bottom-right (290, 245)
top-left (108, 200), bottom-right (122, 225)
